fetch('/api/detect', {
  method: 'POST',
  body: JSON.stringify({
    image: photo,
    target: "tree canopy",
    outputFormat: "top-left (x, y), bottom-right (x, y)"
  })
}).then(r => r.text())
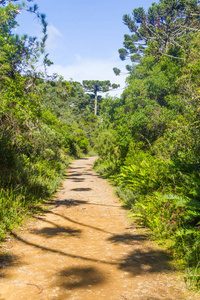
top-left (118, 0), bottom-right (200, 67)
top-left (0, 0), bottom-right (51, 80)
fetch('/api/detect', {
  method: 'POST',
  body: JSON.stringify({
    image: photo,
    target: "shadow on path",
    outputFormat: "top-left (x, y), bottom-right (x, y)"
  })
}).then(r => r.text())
top-left (70, 188), bottom-right (92, 192)
top-left (30, 216), bottom-right (82, 238)
top-left (56, 266), bottom-right (105, 290)
top-left (46, 199), bottom-right (88, 208)
top-left (66, 173), bottom-right (83, 177)
top-left (119, 248), bottom-right (173, 276)
top-left (0, 253), bottom-right (22, 279)
top-left (51, 212), bottom-right (113, 234)
top-left (10, 230), bottom-right (174, 277)
top-left (66, 178), bottom-right (85, 182)
top-left (107, 233), bottom-right (148, 245)
top-left (68, 167), bottom-right (85, 170)
top-left (46, 199), bottom-right (121, 209)
top-left (30, 227), bottom-right (81, 239)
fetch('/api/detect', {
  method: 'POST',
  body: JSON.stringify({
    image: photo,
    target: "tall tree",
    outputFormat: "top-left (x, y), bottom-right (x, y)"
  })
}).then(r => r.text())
top-left (117, 0), bottom-right (200, 66)
top-left (82, 80), bottom-right (119, 116)
top-left (0, 0), bottom-right (51, 80)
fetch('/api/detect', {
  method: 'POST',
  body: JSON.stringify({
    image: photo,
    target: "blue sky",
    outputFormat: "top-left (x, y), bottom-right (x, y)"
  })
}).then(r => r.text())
top-left (16, 0), bottom-right (157, 96)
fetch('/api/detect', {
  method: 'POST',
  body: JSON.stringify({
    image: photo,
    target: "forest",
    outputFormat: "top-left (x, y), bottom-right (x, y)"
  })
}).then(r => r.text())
top-left (0, 0), bottom-right (200, 291)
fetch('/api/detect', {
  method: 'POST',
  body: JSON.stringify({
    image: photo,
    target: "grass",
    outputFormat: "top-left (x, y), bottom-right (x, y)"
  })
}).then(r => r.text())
top-left (0, 154), bottom-right (72, 242)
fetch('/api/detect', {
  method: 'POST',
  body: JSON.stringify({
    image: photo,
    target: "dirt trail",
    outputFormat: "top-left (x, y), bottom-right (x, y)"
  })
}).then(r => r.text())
top-left (0, 157), bottom-right (197, 300)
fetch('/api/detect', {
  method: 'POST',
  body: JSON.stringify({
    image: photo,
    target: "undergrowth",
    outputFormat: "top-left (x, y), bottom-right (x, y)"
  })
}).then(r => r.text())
top-left (94, 152), bottom-right (200, 290)
top-left (0, 153), bottom-right (71, 242)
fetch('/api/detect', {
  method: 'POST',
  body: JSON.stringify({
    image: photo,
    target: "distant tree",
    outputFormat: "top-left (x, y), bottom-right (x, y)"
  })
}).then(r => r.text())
top-left (69, 81), bottom-right (93, 116)
top-left (82, 80), bottom-right (120, 116)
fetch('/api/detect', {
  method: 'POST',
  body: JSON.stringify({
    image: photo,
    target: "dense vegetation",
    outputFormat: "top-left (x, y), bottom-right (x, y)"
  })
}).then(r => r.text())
top-left (0, 1), bottom-right (96, 241)
top-left (94, 0), bottom-right (200, 289)
top-left (1, 0), bottom-right (200, 292)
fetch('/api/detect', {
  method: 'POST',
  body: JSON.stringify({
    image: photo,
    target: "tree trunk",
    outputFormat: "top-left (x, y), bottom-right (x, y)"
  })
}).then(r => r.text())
top-left (94, 92), bottom-right (97, 116)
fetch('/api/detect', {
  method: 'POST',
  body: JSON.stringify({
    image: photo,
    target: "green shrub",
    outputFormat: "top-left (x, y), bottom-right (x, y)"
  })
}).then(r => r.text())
top-left (129, 192), bottom-right (200, 288)
top-left (115, 187), bottom-right (139, 209)
top-left (114, 150), bottom-right (173, 195)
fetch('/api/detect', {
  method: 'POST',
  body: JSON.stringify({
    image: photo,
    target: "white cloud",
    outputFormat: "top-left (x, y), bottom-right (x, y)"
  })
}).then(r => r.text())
top-left (48, 54), bottom-right (128, 97)
top-left (46, 24), bottom-right (62, 51)
top-left (49, 24), bottom-right (62, 37)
